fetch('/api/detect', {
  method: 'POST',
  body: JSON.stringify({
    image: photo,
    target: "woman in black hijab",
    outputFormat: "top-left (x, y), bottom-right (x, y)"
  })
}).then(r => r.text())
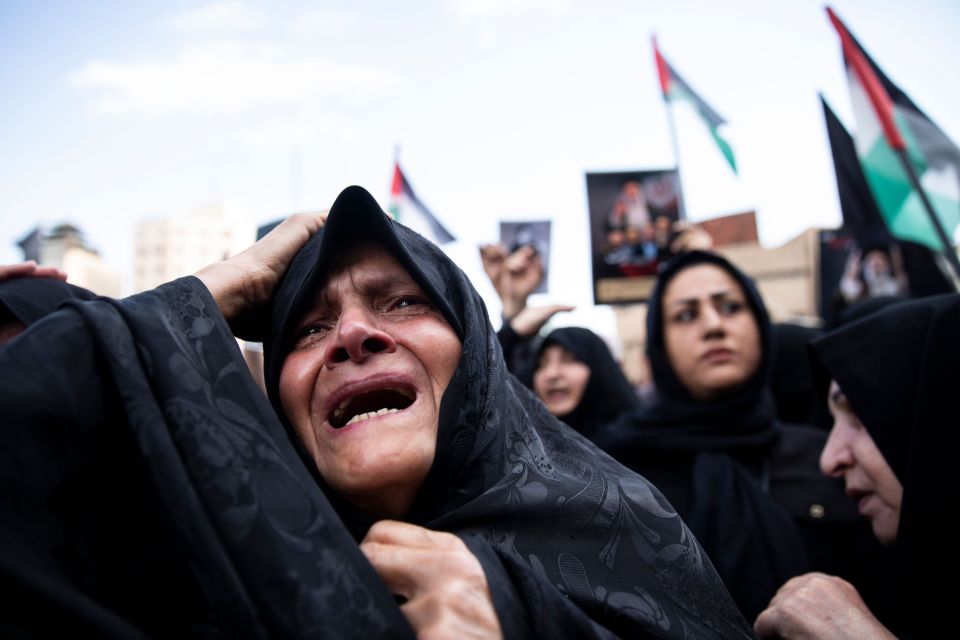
top-left (262, 186), bottom-right (750, 638)
top-left (595, 250), bottom-right (881, 622)
top-left (478, 244), bottom-right (640, 439)
top-left (520, 326), bottom-right (640, 439)
top-left (1, 187), bottom-right (751, 637)
top-left (756, 294), bottom-right (960, 639)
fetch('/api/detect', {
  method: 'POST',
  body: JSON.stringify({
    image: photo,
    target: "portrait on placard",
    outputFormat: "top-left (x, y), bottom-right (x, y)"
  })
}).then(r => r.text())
top-left (499, 220), bottom-right (551, 294)
top-left (585, 169), bottom-right (681, 304)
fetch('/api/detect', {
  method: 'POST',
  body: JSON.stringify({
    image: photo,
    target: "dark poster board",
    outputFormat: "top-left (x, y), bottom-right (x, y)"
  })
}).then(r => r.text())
top-left (499, 220), bottom-right (551, 294)
top-left (818, 229), bottom-right (855, 324)
top-left (586, 169), bottom-right (681, 304)
top-left (819, 229), bottom-right (954, 324)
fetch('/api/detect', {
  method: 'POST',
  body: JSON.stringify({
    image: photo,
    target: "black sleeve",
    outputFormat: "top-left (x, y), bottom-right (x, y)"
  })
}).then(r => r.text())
top-left (0, 278), bottom-right (415, 639)
top-left (496, 322), bottom-right (541, 381)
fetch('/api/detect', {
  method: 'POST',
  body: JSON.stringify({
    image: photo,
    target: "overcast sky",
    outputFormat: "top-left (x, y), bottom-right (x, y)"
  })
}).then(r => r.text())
top-left (2, 0), bottom-right (958, 338)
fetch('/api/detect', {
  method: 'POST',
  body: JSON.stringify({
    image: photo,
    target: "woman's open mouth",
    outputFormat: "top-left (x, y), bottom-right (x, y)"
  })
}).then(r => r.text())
top-left (545, 388), bottom-right (570, 401)
top-left (327, 385), bottom-right (417, 429)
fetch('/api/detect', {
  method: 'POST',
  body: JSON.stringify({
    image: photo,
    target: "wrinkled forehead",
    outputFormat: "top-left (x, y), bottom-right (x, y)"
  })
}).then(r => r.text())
top-left (314, 241), bottom-right (418, 296)
top-left (292, 240), bottom-right (443, 331)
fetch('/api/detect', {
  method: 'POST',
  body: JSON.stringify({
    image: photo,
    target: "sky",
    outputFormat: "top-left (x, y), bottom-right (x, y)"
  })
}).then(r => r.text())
top-left (2, 0), bottom-right (958, 342)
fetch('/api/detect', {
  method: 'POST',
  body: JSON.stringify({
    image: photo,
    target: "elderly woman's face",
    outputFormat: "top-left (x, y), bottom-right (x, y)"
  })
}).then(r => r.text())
top-left (662, 264), bottom-right (761, 401)
top-left (279, 242), bottom-right (462, 519)
top-left (820, 381), bottom-right (903, 545)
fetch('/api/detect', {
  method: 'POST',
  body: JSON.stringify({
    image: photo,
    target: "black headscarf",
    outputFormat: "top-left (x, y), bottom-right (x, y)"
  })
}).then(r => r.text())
top-left (264, 187), bottom-right (751, 638)
top-left (599, 251), bottom-right (778, 450)
top-left (833, 294), bottom-right (907, 328)
top-left (770, 323), bottom-right (829, 428)
top-left (519, 327), bottom-right (640, 439)
top-left (0, 277), bottom-right (95, 325)
top-left (811, 294), bottom-right (960, 638)
top-left (595, 251), bottom-right (810, 621)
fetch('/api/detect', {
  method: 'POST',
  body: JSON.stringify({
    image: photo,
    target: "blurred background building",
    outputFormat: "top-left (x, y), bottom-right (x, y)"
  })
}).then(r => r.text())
top-left (133, 204), bottom-right (255, 293)
top-left (17, 224), bottom-right (122, 297)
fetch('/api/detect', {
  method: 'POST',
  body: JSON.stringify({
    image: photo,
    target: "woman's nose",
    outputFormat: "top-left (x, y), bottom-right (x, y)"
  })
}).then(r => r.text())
top-left (542, 359), bottom-right (564, 380)
top-left (323, 303), bottom-right (397, 367)
top-left (700, 305), bottom-right (724, 335)
top-left (819, 422), bottom-right (854, 477)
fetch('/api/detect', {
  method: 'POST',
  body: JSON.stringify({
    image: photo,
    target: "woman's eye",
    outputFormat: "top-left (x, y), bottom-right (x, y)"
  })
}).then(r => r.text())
top-left (388, 296), bottom-right (429, 313)
top-left (673, 308), bottom-right (696, 323)
top-left (292, 323), bottom-right (332, 348)
top-left (720, 301), bottom-right (744, 315)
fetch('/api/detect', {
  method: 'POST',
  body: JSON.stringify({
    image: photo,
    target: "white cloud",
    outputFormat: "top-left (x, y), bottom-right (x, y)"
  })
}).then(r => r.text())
top-left (447, 0), bottom-right (573, 23)
top-left (291, 8), bottom-right (355, 40)
top-left (168, 2), bottom-right (265, 34)
top-left (71, 41), bottom-right (397, 117)
top-left (233, 117), bottom-right (360, 148)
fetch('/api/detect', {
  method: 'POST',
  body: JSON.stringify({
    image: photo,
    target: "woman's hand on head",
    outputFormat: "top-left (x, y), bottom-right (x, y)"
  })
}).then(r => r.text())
top-left (195, 211), bottom-right (326, 341)
top-left (0, 261), bottom-right (68, 282)
top-left (754, 573), bottom-right (895, 640)
top-left (361, 520), bottom-right (502, 640)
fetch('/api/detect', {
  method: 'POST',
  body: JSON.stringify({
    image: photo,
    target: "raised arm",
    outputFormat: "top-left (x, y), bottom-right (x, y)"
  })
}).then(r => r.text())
top-left (194, 211), bottom-right (326, 341)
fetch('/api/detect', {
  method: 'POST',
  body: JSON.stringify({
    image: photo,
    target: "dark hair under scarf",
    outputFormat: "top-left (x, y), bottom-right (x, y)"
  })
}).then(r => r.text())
top-left (520, 327), bottom-right (640, 439)
top-left (0, 278), bottom-right (95, 326)
top-left (595, 251), bottom-right (813, 620)
top-left (811, 294), bottom-right (960, 638)
top-left (264, 187), bottom-right (751, 638)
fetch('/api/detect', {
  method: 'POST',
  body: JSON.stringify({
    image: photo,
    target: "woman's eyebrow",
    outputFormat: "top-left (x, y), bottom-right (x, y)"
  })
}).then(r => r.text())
top-left (668, 289), bottom-right (737, 308)
top-left (709, 289), bottom-right (737, 301)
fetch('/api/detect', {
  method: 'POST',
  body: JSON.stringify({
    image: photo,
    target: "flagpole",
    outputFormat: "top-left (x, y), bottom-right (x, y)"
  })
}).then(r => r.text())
top-left (664, 99), bottom-right (689, 221)
top-left (653, 35), bottom-right (688, 221)
top-left (893, 149), bottom-right (960, 280)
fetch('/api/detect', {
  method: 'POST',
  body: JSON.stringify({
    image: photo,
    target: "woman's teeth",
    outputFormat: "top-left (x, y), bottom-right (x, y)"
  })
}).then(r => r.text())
top-left (344, 407), bottom-right (400, 427)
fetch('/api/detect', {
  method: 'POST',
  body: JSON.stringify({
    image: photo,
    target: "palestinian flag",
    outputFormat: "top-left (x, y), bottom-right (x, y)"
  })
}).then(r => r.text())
top-left (653, 37), bottom-right (737, 174)
top-left (821, 95), bottom-right (892, 248)
top-left (822, 95), bottom-right (953, 296)
top-left (828, 7), bottom-right (960, 252)
top-left (389, 162), bottom-right (455, 245)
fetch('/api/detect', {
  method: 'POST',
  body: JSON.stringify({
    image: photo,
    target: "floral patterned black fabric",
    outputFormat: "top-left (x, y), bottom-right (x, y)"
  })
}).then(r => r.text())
top-left (263, 186), bottom-right (752, 639)
top-left (0, 276), bottom-right (95, 326)
top-left (0, 279), bottom-right (413, 638)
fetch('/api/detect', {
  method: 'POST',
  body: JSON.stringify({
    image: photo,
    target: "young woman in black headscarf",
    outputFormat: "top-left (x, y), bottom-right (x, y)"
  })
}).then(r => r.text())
top-left (520, 326), bottom-right (640, 439)
top-left (1, 187), bottom-right (751, 638)
top-left (756, 294), bottom-right (960, 640)
top-left (594, 250), bottom-right (884, 622)
top-left (478, 244), bottom-right (640, 439)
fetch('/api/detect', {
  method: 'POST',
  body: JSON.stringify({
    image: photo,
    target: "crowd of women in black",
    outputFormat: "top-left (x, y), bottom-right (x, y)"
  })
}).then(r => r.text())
top-left (1, 185), bottom-right (954, 638)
